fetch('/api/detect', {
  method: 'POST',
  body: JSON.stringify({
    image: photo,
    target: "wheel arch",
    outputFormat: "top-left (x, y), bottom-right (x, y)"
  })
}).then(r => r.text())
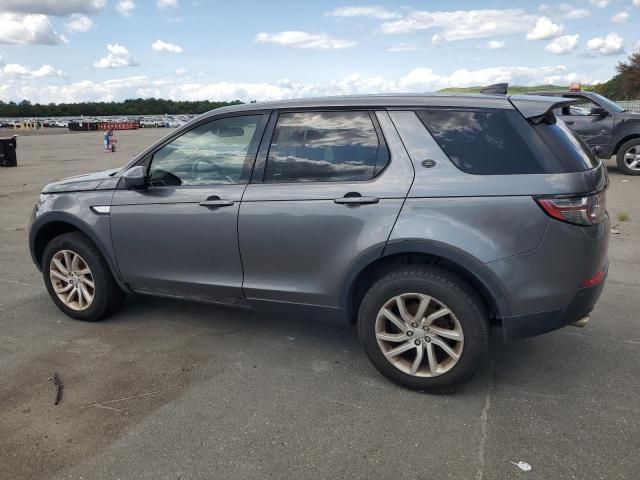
top-left (30, 212), bottom-right (129, 292)
top-left (345, 239), bottom-right (512, 324)
top-left (612, 134), bottom-right (640, 156)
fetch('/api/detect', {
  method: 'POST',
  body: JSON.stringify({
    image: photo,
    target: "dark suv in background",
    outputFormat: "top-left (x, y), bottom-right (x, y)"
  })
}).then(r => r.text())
top-left (534, 89), bottom-right (640, 175)
top-left (29, 93), bottom-right (609, 392)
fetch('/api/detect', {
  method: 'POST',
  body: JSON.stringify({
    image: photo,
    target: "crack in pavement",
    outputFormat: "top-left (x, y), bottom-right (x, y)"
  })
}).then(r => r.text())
top-left (475, 357), bottom-right (496, 480)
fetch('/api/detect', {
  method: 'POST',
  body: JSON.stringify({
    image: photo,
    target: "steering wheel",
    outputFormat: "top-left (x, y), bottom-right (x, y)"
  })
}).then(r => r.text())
top-left (191, 159), bottom-right (233, 184)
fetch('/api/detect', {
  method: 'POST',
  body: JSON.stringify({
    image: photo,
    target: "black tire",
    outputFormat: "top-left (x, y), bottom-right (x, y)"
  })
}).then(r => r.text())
top-left (42, 232), bottom-right (125, 321)
top-left (357, 266), bottom-right (489, 393)
top-left (616, 138), bottom-right (640, 176)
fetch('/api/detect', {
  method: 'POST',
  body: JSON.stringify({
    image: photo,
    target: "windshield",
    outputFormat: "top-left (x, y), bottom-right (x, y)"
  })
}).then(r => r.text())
top-left (589, 93), bottom-right (625, 113)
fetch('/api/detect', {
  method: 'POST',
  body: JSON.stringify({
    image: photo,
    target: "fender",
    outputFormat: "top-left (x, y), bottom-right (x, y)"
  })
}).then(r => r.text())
top-left (382, 239), bottom-right (512, 318)
top-left (29, 211), bottom-right (131, 293)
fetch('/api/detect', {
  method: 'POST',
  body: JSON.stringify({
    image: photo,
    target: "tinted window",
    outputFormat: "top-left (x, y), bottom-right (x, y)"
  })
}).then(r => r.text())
top-left (417, 109), bottom-right (544, 175)
top-left (148, 115), bottom-right (261, 186)
top-left (264, 111), bottom-right (386, 183)
top-left (533, 118), bottom-right (599, 171)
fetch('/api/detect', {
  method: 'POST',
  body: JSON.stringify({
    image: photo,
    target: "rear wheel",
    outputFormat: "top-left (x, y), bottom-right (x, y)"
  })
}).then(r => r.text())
top-left (358, 266), bottom-right (489, 393)
top-left (42, 232), bottom-right (125, 321)
top-left (616, 139), bottom-right (640, 176)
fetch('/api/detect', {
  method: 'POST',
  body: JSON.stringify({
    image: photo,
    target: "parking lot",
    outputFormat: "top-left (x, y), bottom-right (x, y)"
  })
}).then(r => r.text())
top-left (1, 128), bottom-right (639, 479)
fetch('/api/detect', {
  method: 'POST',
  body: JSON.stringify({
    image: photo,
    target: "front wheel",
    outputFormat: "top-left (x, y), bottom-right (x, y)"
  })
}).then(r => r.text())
top-left (42, 232), bottom-right (125, 321)
top-left (616, 139), bottom-right (640, 176)
top-left (358, 266), bottom-right (489, 393)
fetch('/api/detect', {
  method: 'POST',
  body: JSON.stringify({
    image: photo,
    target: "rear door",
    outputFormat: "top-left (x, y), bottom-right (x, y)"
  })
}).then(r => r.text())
top-left (110, 113), bottom-right (267, 304)
top-left (238, 110), bottom-right (414, 308)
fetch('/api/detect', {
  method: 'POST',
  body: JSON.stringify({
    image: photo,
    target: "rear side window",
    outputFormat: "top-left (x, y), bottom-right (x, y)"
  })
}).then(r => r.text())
top-left (533, 118), bottom-right (598, 171)
top-left (416, 109), bottom-right (544, 175)
top-left (416, 108), bottom-right (597, 174)
top-left (264, 111), bottom-right (387, 183)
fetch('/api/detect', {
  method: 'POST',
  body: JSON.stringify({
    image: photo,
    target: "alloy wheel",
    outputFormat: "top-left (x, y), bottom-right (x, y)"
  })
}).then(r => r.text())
top-left (623, 145), bottom-right (640, 171)
top-left (49, 250), bottom-right (95, 311)
top-left (375, 293), bottom-right (464, 377)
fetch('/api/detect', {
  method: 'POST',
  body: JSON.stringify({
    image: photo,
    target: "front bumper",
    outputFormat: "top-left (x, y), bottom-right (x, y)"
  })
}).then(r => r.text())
top-left (501, 266), bottom-right (607, 341)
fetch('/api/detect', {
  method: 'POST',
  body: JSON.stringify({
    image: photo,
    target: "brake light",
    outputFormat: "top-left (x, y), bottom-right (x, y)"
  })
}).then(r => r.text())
top-left (535, 190), bottom-right (606, 226)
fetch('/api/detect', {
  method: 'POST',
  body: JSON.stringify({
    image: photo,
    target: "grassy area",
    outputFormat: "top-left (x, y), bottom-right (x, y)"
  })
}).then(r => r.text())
top-left (438, 85), bottom-right (597, 94)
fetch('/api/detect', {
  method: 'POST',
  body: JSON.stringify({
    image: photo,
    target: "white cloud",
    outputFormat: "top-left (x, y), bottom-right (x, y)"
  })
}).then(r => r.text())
top-left (385, 43), bottom-right (419, 52)
top-left (0, 13), bottom-right (66, 45)
top-left (0, 0), bottom-right (106, 16)
top-left (539, 3), bottom-right (590, 19)
top-left (380, 9), bottom-right (538, 42)
top-left (590, 0), bottom-right (610, 7)
top-left (564, 8), bottom-right (590, 19)
top-left (0, 65), bottom-right (604, 104)
top-left (152, 39), bottom-right (183, 53)
top-left (586, 33), bottom-right (625, 55)
top-left (157, 0), bottom-right (178, 9)
top-left (176, 67), bottom-right (187, 75)
top-left (611, 11), bottom-right (629, 23)
top-left (526, 17), bottom-right (563, 41)
top-left (2, 63), bottom-right (63, 77)
top-left (255, 31), bottom-right (357, 49)
top-left (94, 43), bottom-right (139, 68)
top-left (116, 0), bottom-right (135, 17)
top-left (545, 34), bottom-right (579, 54)
top-left (326, 6), bottom-right (399, 20)
top-left (66, 14), bottom-right (94, 33)
top-left (486, 40), bottom-right (505, 49)
top-left (635, 0), bottom-right (640, 7)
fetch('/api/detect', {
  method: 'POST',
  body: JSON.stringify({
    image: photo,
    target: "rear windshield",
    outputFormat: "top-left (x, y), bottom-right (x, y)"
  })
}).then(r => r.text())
top-left (416, 108), bottom-right (598, 175)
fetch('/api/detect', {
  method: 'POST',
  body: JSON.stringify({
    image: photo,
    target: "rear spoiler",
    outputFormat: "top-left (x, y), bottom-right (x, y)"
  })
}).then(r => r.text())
top-left (509, 94), bottom-right (577, 124)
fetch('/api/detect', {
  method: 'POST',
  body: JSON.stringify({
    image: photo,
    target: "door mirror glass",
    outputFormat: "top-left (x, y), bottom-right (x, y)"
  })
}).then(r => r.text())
top-left (123, 165), bottom-right (147, 189)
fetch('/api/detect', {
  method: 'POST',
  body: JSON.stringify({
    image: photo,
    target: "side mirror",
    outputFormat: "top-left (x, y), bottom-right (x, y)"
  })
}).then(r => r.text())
top-left (122, 165), bottom-right (147, 190)
top-left (590, 106), bottom-right (608, 116)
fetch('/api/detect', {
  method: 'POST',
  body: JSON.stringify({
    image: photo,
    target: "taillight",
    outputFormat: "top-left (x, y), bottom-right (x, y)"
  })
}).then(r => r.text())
top-left (535, 190), bottom-right (606, 226)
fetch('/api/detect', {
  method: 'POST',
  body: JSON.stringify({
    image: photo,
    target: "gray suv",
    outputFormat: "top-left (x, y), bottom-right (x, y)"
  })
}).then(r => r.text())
top-left (28, 94), bottom-right (609, 392)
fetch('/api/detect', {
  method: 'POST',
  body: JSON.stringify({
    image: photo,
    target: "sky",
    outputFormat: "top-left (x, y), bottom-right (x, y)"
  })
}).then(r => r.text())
top-left (0, 0), bottom-right (639, 104)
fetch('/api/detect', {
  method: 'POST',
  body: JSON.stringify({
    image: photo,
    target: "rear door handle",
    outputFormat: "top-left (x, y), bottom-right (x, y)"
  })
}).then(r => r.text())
top-left (199, 196), bottom-right (234, 208)
top-left (565, 120), bottom-right (575, 125)
top-left (334, 195), bottom-right (379, 205)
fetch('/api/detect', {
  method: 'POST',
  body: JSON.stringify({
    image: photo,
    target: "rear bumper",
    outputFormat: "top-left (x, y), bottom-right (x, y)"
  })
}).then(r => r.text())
top-left (501, 266), bottom-right (607, 341)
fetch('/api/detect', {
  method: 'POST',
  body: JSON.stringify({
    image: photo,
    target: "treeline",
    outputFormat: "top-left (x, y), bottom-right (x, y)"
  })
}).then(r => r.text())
top-left (0, 98), bottom-right (245, 118)
top-left (593, 51), bottom-right (640, 100)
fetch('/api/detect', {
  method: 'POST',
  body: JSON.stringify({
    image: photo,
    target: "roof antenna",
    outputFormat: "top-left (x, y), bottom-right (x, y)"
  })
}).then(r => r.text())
top-left (480, 83), bottom-right (508, 95)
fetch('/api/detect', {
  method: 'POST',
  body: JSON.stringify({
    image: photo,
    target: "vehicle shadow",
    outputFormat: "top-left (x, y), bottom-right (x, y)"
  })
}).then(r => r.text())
top-left (104, 293), bottom-right (589, 396)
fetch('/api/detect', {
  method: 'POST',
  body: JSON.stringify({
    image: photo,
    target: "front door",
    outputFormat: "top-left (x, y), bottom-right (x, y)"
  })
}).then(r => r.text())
top-left (558, 95), bottom-right (614, 149)
top-left (110, 113), bottom-right (267, 304)
top-left (238, 110), bottom-right (414, 308)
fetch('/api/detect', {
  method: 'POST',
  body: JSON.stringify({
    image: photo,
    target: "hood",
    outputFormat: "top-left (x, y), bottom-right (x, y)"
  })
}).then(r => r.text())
top-left (42, 168), bottom-right (120, 194)
top-left (617, 110), bottom-right (640, 121)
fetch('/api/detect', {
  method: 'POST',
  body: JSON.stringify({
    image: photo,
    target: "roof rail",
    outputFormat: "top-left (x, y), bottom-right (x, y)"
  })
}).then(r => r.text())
top-left (480, 83), bottom-right (508, 95)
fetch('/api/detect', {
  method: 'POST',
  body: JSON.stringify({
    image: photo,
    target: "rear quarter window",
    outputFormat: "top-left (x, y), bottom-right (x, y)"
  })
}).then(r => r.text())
top-left (416, 108), bottom-right (598, 175)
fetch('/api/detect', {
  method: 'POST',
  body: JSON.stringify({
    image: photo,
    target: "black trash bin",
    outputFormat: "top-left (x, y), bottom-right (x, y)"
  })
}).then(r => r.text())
top-left (0, 135), bottom-right (18, 167)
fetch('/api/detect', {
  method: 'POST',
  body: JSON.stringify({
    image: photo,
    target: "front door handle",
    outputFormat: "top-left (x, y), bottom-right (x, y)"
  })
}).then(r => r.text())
top-left (565, 120), bottom-right (575, 125)
top-left (199, 196), bottom-right (234, 208)
top-left (334, 194), bottom-right (379, 205)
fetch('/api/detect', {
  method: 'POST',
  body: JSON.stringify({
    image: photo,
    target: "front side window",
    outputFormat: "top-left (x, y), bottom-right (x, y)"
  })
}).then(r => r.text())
top-left (264, 111), bottom-right (386, 183)
top-left (148, 115), bottom-right (261, 186)
top-left (559, 97), bottom-right (599, 116)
